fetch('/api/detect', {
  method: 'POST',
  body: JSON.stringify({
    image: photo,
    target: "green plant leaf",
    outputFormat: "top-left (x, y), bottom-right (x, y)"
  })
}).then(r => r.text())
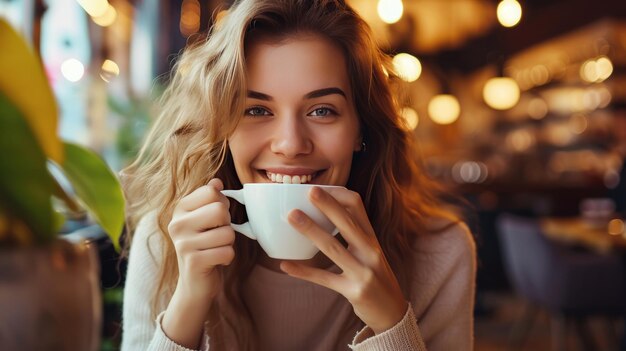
top-left (0, 19), bottom-right (62, 163)
top-left (0, 93), bottom-right (54, 243)
top-left (59, 142), bottom-right (125, 251)
top-left (52, 208), bottom-right (66, 233)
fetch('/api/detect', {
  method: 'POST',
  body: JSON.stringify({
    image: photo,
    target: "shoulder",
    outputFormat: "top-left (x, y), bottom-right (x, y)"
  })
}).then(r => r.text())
top-left (406, 220), bottom-right (476, 303)
top-left (129, 210), bottom-right (165, 266)
top-left (412, 220), bottom-right (476, 268)
top-left (133, 210), bottom-right (160, 241)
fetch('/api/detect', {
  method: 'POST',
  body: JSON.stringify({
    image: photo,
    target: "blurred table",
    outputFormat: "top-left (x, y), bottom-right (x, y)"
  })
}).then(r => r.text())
top-left (541, 216), bottom-right (626, 254)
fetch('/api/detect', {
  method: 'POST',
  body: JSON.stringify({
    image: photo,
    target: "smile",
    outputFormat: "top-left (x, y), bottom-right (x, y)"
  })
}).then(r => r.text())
top-left (265, 171), bottom-right (319, 184)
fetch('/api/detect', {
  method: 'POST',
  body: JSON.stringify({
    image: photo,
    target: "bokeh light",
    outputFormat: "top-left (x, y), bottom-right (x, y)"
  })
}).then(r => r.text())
top-left (401, 107), bottom-right (419, 130)
top-left (392, 53), bottom-right (422, 82)
top-left (497, 0), bottom-right (522, 28)
top-left (528, 97), bottom-right (548, 120)
top-left (378, 0), bottom-right (403, 24)
top-left (100, 59), bottom-right (120, 82)
top-left (92, 4), bottom-right (117, 27)
top-left (581, 56), bottom-right (613, 83)
top-left (77, 0), bottom-right (109, 18)
top-left (428, 94), bottom-right (460, 125)
top-left (483, 77), bottom-right (520, 110)
top-left (608, 219), bottom-right (625, 236)
top-left (180, 0), bottom-right (201, 37)
top-left (61, 58), bottom-right (85, 82)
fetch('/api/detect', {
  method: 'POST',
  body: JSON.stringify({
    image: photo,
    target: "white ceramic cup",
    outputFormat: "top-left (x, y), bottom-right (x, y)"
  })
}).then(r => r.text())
top-left (221, 183), bottom-right (342, 260)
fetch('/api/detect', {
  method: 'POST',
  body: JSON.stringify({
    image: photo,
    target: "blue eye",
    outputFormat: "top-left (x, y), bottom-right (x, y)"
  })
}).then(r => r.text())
top-left (245, 107), bottom-right (272, 116)
top-left (308, 107), bottom-right (336, 117)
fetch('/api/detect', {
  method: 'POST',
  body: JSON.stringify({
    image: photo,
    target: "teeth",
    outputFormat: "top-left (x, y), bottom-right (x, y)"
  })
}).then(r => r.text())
top-left (265, 171), bottom-right (315, 184)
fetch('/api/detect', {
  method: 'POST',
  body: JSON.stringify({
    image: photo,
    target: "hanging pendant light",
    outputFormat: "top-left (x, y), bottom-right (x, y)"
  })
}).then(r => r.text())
top-left (482, 58), bottom-right (520, 110)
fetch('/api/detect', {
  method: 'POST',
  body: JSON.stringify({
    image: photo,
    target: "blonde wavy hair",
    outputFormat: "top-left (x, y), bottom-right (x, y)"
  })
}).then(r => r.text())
top-left (122, 0), bottom-right (457, 349)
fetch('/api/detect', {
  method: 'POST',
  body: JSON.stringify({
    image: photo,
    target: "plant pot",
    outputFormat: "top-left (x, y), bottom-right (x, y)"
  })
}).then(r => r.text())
top-left (0, 239), bottom-right (101, 351)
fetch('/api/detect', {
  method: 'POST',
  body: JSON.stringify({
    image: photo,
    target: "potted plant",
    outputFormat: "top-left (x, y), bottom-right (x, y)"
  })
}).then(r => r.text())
top-left (0, 19), bottom-right (125, 351)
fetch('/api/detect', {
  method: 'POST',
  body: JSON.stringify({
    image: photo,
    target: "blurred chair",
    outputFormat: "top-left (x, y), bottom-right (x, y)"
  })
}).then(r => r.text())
top-left (496, 213), bottom-right (625, 351)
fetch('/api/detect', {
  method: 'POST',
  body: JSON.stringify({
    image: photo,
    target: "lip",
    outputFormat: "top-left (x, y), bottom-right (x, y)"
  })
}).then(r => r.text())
top-left (262, 167), bottom-right (321, 176)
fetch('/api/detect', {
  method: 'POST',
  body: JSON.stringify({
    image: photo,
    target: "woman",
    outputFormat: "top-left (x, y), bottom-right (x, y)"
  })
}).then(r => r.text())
top-left (121, 0), bottom-right (476, 350)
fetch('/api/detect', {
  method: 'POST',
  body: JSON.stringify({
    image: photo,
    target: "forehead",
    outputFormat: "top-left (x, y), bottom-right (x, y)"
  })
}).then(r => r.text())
top-left (244, 34), bottom-right (351, 95)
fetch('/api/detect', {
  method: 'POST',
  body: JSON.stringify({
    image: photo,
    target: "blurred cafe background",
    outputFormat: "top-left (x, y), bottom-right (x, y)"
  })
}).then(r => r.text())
top-left (2, 0), bottom-right (626, 349)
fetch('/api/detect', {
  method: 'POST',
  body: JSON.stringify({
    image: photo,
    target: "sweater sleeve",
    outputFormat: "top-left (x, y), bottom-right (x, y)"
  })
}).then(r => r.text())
top-left (349, 222), bottom-right (476, 351)
top-left (120, 212), bottom-right (212, 351)
top-left (349, 304), bottom-right (427, 351)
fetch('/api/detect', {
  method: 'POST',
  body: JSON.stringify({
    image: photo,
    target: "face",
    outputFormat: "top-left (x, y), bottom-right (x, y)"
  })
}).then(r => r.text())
top-left (228, 34), bottom-right (361, 186)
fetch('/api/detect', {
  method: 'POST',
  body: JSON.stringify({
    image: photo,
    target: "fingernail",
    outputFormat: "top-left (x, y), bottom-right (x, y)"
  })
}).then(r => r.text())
top-left (290, 210), bottom-right (307, 224)
top-left (310, 186), bottom-right (323, 200)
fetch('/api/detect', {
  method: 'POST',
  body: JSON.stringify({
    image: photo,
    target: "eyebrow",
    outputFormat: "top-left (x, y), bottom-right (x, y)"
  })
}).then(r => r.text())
top-left (247, 90), bottom-right (273, 101)
top-left (305, 87), bottom-right (347, 100)
top-left (246, 87), bottom-right (347, 101)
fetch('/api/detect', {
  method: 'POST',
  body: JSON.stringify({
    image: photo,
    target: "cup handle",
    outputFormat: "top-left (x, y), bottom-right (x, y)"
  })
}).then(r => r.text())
top-left (221, 189), bottom-right (245, 205)
top-left (220, 189), bottom-right (256, 240)
top-left (230, 222), bottom-right (257, 241)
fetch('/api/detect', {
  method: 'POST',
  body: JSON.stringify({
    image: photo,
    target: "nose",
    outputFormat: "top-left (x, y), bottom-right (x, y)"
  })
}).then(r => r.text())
top-left (270, 115), bottom-right (313, 158)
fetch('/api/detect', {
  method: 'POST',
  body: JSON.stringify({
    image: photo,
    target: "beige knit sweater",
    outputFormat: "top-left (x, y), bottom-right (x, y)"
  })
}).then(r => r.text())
top-left (121, 212), bottom-right (476, 351)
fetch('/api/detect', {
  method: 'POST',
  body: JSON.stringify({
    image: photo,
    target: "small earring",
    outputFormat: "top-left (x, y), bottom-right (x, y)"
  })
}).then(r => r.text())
top-left (360, 141), bottom-right (367, 152)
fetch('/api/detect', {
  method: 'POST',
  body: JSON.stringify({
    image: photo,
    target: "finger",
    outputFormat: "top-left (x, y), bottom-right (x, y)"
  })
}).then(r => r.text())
top-left (190, 245), bottom-right (235, 269)
top-left (308, 187), bottom-right (371, 246)
top-left (175, 226), bottom-right (235, 252)
top-left (199, 226), bottom-right (236, 247)
top-left (322, 187), bottom-right (373, 235)
top-left (288, 209), bottom-right (361, 272)
top-left (179, 201), bottom-right (231, 232)
top-left (280, 261), bottom-right (343, 292)
top-left (178, 179), bottom-right (228, 212)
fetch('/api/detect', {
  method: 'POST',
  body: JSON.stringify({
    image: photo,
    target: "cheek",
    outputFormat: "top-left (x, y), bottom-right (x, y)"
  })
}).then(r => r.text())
top-left (228, 134), bottom-right (259, 171)
top-left (318, 134), bottom-right (357, 168)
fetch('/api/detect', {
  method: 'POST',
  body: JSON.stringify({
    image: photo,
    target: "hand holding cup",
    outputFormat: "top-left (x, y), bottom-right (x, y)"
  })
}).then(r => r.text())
top-left (168, 178), bottom-right (235, 302)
